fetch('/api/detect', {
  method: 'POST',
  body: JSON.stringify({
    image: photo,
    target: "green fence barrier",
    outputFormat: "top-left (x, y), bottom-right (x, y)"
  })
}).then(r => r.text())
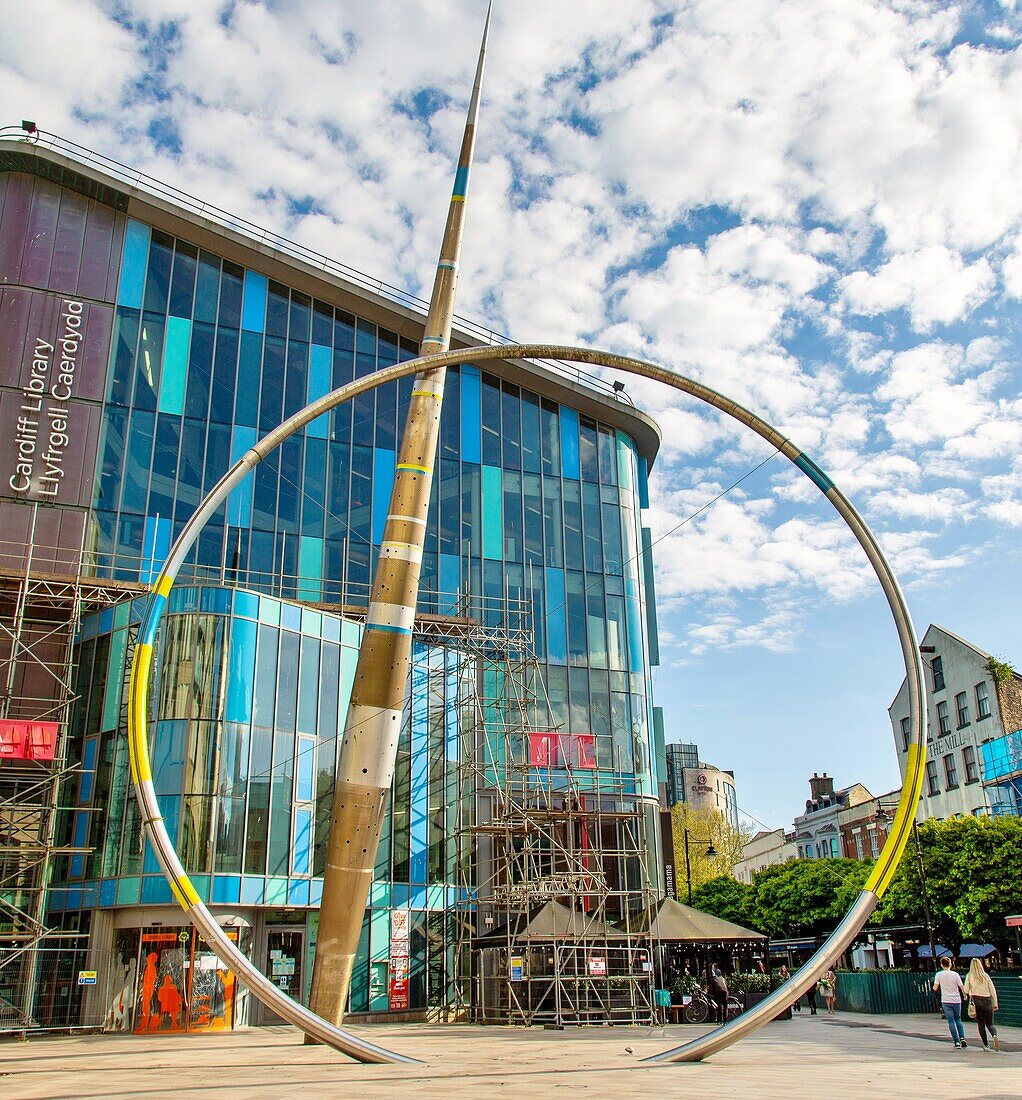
top-left (992, 974), bottom-right (1022, 1028)
top-left (836, 971), bottom-right (935, 1014)
top-left (836, 970), bottom-right (1022, 1024)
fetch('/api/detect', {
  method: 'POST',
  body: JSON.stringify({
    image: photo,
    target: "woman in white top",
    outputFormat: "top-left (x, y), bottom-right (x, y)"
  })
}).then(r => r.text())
top-left (932, 956), bottom-right (967, 1048)
top-left (963, 958), bottom-right (1000, 1052)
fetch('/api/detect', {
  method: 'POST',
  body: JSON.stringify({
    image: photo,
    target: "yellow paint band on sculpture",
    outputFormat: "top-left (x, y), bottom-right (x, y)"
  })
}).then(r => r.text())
top-left (128, 642), bottom-right (154, 785)
top-left (864, 742), bottom-right (924, 897)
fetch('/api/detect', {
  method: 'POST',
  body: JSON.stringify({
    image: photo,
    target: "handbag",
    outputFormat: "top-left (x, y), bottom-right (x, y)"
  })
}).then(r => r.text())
top-left (967, 997), bottom-right (976, 1019)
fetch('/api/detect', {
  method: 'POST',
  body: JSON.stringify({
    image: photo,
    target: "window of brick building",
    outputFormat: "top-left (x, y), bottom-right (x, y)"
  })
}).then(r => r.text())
top-left (976, 681), bottom-right (991, 720)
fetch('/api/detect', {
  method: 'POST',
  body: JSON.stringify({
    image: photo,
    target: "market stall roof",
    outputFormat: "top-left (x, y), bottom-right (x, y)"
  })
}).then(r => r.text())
top-left (959, 943), bottom-right (996, 958)
top-left (474, 900), bottom-right (631, 945)
top-left (620, 898), bottom-right (766, 943)
top-left (917, 944), bottom-right (953, 958)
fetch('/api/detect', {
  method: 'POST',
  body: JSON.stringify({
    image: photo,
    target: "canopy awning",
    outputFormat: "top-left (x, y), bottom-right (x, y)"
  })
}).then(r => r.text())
top-left (959, 943), bottom-right (996, 958)
top-left (474, 900), bottom-right (631, 945)
top-left (917, 944), bottom-right (953, 958)
top-left (618, 898), bottom-right (766, 943)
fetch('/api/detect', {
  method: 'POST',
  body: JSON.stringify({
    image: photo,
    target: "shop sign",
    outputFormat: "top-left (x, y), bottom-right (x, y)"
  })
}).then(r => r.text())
top-left (7, 300), bottom-right (84, 500)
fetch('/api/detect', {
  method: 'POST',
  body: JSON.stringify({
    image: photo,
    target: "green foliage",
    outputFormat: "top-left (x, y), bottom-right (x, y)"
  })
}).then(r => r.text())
top-left (988, 656), bottom-right (1016, 685)
top-left (752, 858), bottom-right (867, 937)
top-left (903, 816), bottom-right (1022, 943)
top-left (670, 974), bottom-right (702, 1001)
top-left (670, 804), bottom-right (750, 895)
top-left (689, 876), bottom-right (759, 931)
top-left (690, 816), bottom-right (1022, 949)
top-left (727, 971), bottom-right (770, 998)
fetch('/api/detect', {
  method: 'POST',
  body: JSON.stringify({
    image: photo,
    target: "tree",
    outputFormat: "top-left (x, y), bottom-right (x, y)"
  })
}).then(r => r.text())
top-left (752, 858), bottom-right (868, 938)
top-left (690, 875), bottom-right (761, 932)
top-left (670, 803), bottom-right (749, 898)
top-left (885, 816), bottom-right (1022, 944)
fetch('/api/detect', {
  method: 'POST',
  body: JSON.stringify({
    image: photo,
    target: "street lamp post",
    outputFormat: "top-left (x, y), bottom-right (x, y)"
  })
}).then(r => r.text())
top-left (682, 828), bottom-right (717, 906)
top-left (912, 821), bottom-right (938, 962)
top-left (876, 803), bottom-right (937, 962)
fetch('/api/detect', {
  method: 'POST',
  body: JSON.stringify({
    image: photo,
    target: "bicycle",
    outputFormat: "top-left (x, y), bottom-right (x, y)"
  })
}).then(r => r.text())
top-left (681, 986), bottom-right (743, 1024)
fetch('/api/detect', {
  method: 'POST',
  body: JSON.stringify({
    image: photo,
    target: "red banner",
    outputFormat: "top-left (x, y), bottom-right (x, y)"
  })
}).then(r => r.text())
top-left (389, 910), bottom-right (410, 1011)
top-left (528, 732), bottom-right (596, 769)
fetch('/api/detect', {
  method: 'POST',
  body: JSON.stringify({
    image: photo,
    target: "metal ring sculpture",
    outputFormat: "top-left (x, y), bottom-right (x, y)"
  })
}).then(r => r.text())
top-left (128, 342), bottom-right (925, 1065)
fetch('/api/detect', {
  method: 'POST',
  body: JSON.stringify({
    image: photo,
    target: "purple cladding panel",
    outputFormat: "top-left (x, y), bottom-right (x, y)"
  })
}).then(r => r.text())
top-left (0, 169), bottom-right (121, 529)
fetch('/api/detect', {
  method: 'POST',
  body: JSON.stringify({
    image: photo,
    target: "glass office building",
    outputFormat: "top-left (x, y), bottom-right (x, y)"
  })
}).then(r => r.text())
top-left (0, 137), bottom-right (662, 1031)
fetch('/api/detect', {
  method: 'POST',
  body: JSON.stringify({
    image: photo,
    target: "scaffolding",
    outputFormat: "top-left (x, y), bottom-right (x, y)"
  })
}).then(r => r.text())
top-left (451, 590), bottom-right (659, 1027)
top-left (0, 506), bottom-right (140, 1031)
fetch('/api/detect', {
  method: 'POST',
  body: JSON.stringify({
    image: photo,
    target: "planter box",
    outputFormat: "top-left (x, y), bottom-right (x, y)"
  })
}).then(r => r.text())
top-left (744, 992), bottom-right (791, 1020)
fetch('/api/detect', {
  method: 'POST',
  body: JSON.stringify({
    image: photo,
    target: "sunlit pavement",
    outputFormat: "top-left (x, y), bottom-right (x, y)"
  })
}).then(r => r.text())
top-left (2, 1011), bottom-right (1020, 1099)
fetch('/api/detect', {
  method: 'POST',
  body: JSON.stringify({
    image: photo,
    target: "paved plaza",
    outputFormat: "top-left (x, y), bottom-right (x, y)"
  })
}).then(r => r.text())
top-left (2, 1012), bottom-right (1021, 1100)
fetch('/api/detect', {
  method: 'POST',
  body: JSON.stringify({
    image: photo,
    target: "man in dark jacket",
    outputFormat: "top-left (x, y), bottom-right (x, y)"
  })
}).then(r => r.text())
top-left (709, 964), bottom-right (729, 1024)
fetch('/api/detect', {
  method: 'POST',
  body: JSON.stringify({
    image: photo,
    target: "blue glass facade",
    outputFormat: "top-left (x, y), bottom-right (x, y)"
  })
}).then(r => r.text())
top-left (0, 152), bottom-right (662, 1025)
top-left (92, 218), bottom-right (658, 790)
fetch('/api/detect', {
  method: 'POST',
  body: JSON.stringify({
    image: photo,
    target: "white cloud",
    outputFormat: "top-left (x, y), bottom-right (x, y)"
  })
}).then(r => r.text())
top-left (838, 247), bottom-right (995, 331)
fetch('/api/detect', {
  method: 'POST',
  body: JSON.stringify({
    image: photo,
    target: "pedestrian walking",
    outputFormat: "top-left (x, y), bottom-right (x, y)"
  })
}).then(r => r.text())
top-left (820, 969), bottom-right (837, 1014)
top-left (804, 980), bottom-right (818, 1015)
top-left (709, 964), bottom-right (729, 1025)
top-left (963, 958), bottom-right (1000, 1052)
top-left (933, 956), bottom-right (967, 1048)
top-left (779, 964), bottom-right (801, 1011)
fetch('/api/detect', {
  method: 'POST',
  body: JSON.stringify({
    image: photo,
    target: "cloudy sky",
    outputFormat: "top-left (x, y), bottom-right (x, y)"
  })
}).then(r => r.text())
top-left (4, 0), bottom-right (1021, 828)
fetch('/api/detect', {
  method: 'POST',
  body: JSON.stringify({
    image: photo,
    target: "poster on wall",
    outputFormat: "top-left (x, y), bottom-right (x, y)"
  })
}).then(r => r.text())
top-left (389, 909), bottom-right (410, 1011)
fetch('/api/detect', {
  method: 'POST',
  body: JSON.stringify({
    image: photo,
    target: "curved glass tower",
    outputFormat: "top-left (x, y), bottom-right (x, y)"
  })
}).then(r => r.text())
top-left (0, 138), bottom-right (663, 1030)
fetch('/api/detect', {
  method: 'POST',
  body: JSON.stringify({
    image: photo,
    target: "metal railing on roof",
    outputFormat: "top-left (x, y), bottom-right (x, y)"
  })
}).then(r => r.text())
top-left (1, 124), bottom-right (632, 407)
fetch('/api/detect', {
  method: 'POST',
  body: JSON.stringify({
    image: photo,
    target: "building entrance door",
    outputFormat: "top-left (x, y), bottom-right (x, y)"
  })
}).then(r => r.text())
top-left (262, 928), bottom-right (304, 1023)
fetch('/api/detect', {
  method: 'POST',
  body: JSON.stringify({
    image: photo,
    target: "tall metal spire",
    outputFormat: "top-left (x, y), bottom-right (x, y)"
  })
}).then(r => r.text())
top-left (308, 2), bottom-right (492, 1030)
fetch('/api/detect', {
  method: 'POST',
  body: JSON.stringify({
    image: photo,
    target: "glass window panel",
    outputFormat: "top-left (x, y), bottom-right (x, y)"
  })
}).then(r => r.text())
top-left (521, 391), bottom-right (541, 473)
top-left (296, 635), bottom-right (320, 737)
top-left (108, 307), bottom-right (140, 406)
top-left (184, 320), bottom-right (215, 419)
top-left (318, 642), bottom-right (340, 750)
top-left (582, 481), bottom-right (603, 573)
top-left (481, 374), bottom-right (501, 466)
top-left (194, 250), bottom-right (222, 325)
top-left (542, 478), bottom-right (563, 568)
top-left (602, 501), bottom-right (623, 575)
top-left (523, 473), bottom-right (543, 565)
top-left (259, 334), bottom-right (286, 431)
top-left (266, 279), bottom-right (289, 337)
top-left (502, 470), bottom-right (522, 563)
top-left (289, 290), bottom-right (311, 343)
top-left (563, 481), bottom-right (583, 571)
top-left (579, 416), bottom-right (599, 482)
top-left (586, 576), bottom-right (608, 669)
top-left (134, 312), bottom-right (165, 410)
top-left (284, 340), bottom-right (308, 421)
top-left (122, 409), bottom-right (154, 514)
top-left (598, 426), bottom-right (618, 485)
top-left (148, 414), bottom-right (180, 518)
top-left (276, 630), bottom-right (300, 731)
top-left (461, 465), bottom-right (480, 560)
top-left (253, 626), bottom-right (278, 727)
top-left (169, 241), bottom-right (197, 318)
top-left (312, 299), bottom-right (333, 346)
top-left (502, 384), bottom-right (521, 471)
top-left (440, 365), bottom-right (461, 461)
top-left (540, 398), bottom-right (560, 476)
top-left (566, 570), bottom-right (588, 666)
top-left (142, 229), bottom-right (173, 314)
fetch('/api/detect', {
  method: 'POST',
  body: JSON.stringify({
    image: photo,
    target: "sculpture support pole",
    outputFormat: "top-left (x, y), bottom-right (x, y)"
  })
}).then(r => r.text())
top-left (308, 3), bottom-right (491, 1030)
